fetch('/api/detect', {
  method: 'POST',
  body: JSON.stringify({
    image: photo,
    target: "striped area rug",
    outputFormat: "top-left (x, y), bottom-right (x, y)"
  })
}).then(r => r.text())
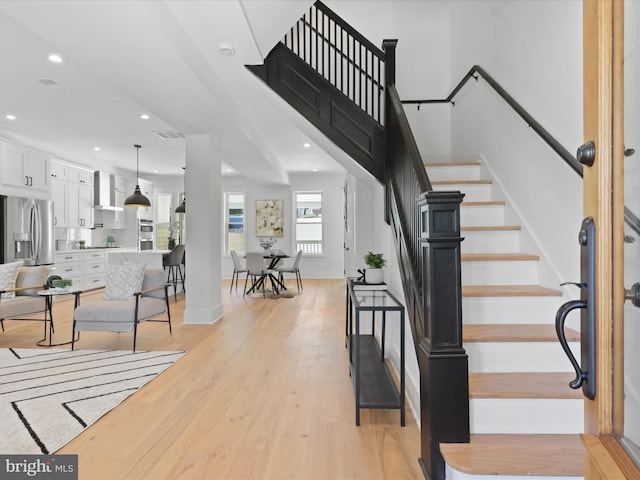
top-left (0, 348), bottom-right (185, 454)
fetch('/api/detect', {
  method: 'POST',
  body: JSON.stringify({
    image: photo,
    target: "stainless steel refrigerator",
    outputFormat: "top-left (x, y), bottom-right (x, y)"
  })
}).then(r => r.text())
top-left (1, 195), bottom-right (54, 265)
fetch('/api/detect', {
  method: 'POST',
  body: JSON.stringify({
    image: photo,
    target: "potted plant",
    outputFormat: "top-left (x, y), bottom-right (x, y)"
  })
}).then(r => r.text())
top-left (51, 278), bottom-right (73, 291)
top-left (364, 251), bottom-right (386, 284)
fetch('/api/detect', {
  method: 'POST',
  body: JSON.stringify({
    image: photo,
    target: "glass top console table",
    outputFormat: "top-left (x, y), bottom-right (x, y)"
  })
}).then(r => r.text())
top-left (345, 279), bottom-right (405, 426)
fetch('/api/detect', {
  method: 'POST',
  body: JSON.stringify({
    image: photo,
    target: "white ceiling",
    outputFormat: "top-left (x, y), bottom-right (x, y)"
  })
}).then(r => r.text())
top-left (0, 0), bottom-right (347, 185)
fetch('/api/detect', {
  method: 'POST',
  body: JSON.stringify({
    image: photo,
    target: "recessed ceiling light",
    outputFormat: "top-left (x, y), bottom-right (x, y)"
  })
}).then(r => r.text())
top-left (313, 168), bottom-right (318, 172)
top-left (153, 170), bottom-right (159, 173)
top-left (303, 143), bottom-right (311, 148)
top-left (93, 147), bottom-right (101, 151)
top-left (140, 114), bottom-right (150, 120)
top-left (219, 43), bottom-right (235, 56)
top-left (48, 54), bottom-right (63, 63)
top-left (6, 114), bottom-right (16, 120)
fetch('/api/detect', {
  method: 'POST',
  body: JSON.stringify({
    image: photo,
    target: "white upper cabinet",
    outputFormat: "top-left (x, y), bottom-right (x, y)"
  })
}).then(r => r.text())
top-left (68, 165), bottom-right (93, 186)
top-left (51, 160), bottom-right (94, 229)
top-left (1, 142), bottom-right (50, 197)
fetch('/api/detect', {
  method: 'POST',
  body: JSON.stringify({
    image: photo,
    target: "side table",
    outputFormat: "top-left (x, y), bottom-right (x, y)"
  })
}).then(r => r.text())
top-left (346, 279), bottom-right (405, 426)
top-left (36, 289), bottom-right (81, 347)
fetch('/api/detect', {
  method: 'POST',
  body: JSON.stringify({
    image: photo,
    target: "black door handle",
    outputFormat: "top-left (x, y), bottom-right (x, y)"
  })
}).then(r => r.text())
top-left (555, 217), bottom-right (596, 400)
top-left (555, 299), bottom-right (588, 390)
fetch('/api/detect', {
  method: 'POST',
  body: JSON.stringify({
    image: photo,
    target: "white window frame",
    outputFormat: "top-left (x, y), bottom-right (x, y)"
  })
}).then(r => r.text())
top-left (223, 191), bottom-right (247, 255)
top-left (294, 191), bottom-right (323, 255)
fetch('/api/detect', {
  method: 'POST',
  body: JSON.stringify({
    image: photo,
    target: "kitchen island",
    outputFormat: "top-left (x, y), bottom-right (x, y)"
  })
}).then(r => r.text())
top-left (107, 250), bottom-right (171, 269)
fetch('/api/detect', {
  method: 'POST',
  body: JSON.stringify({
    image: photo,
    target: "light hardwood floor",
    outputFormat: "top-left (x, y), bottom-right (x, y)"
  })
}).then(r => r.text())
top-left (1, 279), bottom-right (423, 479)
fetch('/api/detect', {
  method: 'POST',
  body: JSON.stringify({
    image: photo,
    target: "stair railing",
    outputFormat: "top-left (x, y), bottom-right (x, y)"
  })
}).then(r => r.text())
top-left (402, 65), bottom-right (583, 176)
top-left (387, 81), bottom-right (469, 480)
top-left (403, 64), bottom-right (640, 238)
top-left (281, 1), bottom-right (385, 124)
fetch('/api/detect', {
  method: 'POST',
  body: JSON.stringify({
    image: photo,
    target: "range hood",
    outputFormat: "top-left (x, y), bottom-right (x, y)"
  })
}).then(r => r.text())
top-left (93, 171), bottom-right (123, 211)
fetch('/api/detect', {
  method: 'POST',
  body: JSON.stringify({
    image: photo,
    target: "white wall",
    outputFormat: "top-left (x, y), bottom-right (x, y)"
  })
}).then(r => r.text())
top-left (448, 0), bottom-right (584, 286)
top-left (221, 172), bottom-right (345, 280)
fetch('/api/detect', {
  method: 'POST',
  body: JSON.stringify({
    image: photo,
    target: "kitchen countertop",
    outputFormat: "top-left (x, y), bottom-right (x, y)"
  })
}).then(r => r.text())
top-left (55, 247), bottom-right (138, 253)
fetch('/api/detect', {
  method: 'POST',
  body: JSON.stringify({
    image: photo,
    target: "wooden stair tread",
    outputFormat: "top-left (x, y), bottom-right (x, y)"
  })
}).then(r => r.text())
top-left (462, 253), bottom-right (539, 262)
top-left (464, 324), bottom-right (579, 343)
top-left (424, 161), bottom-right (481, 167)
top-left (461, 200), bottom-right (506, 206)
top-left (470, 372), bottom-right (583, 399)
top-left (432, 179), bottom-right (492, 185)
top-left (463, 285), bottom-right (562, 297)
top-left (441, 434), bottom-right (585, 477)
top-left (461, 225), bottom-right (521, 231)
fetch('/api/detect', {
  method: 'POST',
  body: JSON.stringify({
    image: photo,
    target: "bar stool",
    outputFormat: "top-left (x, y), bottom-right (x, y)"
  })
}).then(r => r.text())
top-left (163, 244), bottom-right (185, 302)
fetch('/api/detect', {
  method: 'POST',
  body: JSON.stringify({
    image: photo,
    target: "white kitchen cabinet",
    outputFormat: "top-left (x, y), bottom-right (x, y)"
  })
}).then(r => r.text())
top-left (68, 165), bottom-right (93, 186)
top-left (52, 160), bottom-right (94, 229)
top-left (54, 252), bottom-right (83, 290)
top-left (51, 177), bottom-right (68, 227)
top-left (68, 182), bottom-right (93, 228)
top-left (82, 250), bottom-right (107, 288)
top-left (50, 160), bottom-right (68, 181)
top-left (53, 250), bottom-right (107, 290)
top-left (113, 175), bottom-right (127, 193)
top-left (1, 142), bottom-right (49, 194)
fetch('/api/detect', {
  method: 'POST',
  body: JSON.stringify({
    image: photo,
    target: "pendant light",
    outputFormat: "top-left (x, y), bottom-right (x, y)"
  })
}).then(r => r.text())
top-left (175, 166), bottom-right (186, 213)
top-left (124, 144), bottom-right (151, 207)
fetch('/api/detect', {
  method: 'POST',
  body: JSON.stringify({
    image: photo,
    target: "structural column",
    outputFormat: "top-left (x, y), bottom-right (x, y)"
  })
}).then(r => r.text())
top-left (183, 134), bottom-right (223, 325)
top-left (417, 190), bottom-right (469, 480)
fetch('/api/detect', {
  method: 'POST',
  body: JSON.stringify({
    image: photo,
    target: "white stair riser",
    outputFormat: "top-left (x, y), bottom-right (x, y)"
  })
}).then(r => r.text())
top-left (461, 230), bottom-right (521, 254)
top-left (466, 342), bottom-right (579, 373)
top-left (462, 260), bottom-right (538, 285)
top-left (445, 464), bottom-right (581, 480)
top-left (462, 296), bottom-right (564, 324)
top-left (426, 165), bottom-right (481, 181)
top-left (433, 183), bottom-right (492, 202)
top-left (461, 205), bottom-right (505, 225)
top-left (470, 398), bottom-right (584, 434)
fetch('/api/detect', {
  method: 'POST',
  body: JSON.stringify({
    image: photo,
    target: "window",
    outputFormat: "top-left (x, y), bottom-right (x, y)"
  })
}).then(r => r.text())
top-left (295, 192), bottom-right (323, 254)
top-left (224, 192), bottom-right (246, 254)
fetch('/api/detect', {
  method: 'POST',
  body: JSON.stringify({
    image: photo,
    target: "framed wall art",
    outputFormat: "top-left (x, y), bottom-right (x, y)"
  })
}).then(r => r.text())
top-left (256, 200), bottom-right (283, 237)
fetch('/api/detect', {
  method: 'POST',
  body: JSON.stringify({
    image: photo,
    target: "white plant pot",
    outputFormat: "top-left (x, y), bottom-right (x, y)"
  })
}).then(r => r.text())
top-left (365, 268), bottom-right (384, 284)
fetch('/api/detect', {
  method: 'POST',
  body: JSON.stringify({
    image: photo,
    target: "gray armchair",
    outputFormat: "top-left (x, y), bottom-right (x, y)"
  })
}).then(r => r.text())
top-left (0, 265), bottom-right (50, 335)
top-left (72, 267), bottom-right (172, 352)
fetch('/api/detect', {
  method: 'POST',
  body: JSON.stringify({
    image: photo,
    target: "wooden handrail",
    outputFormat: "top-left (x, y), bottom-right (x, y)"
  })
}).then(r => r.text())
top-left (314, 1), bottom-right (385, 58)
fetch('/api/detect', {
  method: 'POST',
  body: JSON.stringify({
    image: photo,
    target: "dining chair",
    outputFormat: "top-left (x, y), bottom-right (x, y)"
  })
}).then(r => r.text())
top-left (243, 251), bottom-right (277, 298)
top-left (162, 244), bottom-right (185, 302)
top-left (275, 249), bottom-right (303, 293)
top-left (229, 250), bottom-right (247, 293)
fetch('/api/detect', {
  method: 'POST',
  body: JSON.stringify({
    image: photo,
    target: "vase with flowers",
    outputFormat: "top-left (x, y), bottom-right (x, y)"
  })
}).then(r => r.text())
top-left (259, 237), bottom-right (276, 255)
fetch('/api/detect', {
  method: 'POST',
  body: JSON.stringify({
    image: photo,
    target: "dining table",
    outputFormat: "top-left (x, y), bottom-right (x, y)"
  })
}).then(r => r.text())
top-left (244, 252), bottom-right (289, 295)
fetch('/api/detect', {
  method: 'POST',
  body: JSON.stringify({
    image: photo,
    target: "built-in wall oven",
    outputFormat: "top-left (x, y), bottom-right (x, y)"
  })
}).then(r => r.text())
top-left (138, 219), bottom-right (155, 251)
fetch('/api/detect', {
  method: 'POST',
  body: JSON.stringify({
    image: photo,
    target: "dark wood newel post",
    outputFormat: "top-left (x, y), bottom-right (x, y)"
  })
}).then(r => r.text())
top-left (417, 190), bottom-right (470, 480)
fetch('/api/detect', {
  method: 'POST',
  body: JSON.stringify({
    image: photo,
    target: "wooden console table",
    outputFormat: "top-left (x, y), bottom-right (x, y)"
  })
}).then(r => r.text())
top-left (346, 279), bottom-right (405, 426)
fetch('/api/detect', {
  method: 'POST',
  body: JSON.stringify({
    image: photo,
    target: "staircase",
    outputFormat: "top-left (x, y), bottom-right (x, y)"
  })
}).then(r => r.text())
top-left (426, 160), bottom-right (585, 478)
